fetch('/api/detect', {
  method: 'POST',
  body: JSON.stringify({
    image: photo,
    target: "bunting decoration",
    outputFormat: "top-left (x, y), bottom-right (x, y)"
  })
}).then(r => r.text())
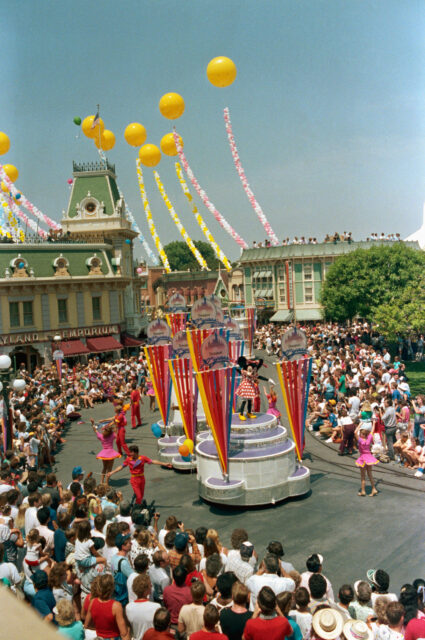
top-left (196, 366), bottom-right (237, 477)
top-left (168, 357), bottom-right (196, 443)
top-left (166, 312), bottom-right (189, 338)
top-left (117, 184), bottom-right (158, 265)
top-left (276, 357), bottom-right (312, 461)
top-left (0, 192), bottom-right (46, 239)
top-left (228, 339), bottom-right (245, 365)
top-left (153, 170), bottom-right (209, 270)
top-left (223, 108), bottom-right (279, 246)
top-left (186, 328), bottom-right (213, 372)
top-left (0, 163), bottom-right (61, 230)
top-left (136, 160), bottom-right (171, 272)
top-left (144, 344), bottom-right (173, 424)
top-left (246, 307), bottom-right (257, 355)
top-left (172, 129), bottom-right (248, 250)
top-left (175, 162), bottom-right (232, 272)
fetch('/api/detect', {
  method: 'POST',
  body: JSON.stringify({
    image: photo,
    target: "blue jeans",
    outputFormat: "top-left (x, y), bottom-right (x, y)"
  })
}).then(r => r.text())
top-left (414, 421), bottom-right (425, 446)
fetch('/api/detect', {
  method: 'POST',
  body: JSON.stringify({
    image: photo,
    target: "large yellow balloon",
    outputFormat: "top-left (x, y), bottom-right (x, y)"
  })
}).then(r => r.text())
top-left (0, 132), bottom-right (10, 156)
top-left (3, 164), bottom-right (18, 182)
top-left (82, 115), bottom-right (105, 139)
top-left (1, 181), bottom-right (8, 193)
top-left (160, 133), bottom-right (183, 157)
top-left (207, 56), bottom-right (237, 87)
top-left (124, 123), bottom-right (147, 147)
top-left (138, 144), bottom-right (161, 167)
top-left (159, 93), bottom-right (185, 120)
top-left (94, 129), bottom-right (115, 151)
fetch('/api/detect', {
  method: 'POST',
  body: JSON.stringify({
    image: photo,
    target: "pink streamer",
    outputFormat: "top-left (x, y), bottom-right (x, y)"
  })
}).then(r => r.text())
top-left (4, 194), bottom-right (47, 238)
top-left (223, 108), bottom-right (279, 246)
top-left (0, 164), bottom-right (61, 230)
top-left (172, 129), bottom-right (248, 250)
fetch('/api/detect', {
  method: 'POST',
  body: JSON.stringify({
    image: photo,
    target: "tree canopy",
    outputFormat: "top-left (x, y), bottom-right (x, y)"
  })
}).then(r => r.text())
top-left (163, 240), bottom-right (220, 271)
top-left (320, 243), bottom-right (425, 329)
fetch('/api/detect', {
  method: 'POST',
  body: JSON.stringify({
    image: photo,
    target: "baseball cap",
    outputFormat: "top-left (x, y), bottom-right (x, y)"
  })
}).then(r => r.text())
top-left (32, 569), bottom-right (48, 589)
top-left (115, 533), bottom-right (131, 549)
top-left (174, 531), bottom-right (189, 551)
top-left (72, 466), bottom-right (84, 478)
top-left (240, 542), bottom-right (254, 558)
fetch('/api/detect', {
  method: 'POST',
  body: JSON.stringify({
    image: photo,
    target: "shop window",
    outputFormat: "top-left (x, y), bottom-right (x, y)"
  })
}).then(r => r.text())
top-left (58, 299), bottom-right (68, 324)
top-left (23, 301), bottom-right (33, 326)
top-left (92, 296), bottom-right (101, 321)
top-left (9, 302), bottom-right (20, 327)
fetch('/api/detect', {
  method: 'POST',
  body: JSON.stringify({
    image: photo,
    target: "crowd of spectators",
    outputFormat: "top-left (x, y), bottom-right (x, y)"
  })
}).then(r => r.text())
top-left (251, 232), bottom-right (403, 248)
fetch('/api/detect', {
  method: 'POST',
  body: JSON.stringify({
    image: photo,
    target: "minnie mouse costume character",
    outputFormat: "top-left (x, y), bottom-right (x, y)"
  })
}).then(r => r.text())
top-left (236, 357), bottom-right (275, 421)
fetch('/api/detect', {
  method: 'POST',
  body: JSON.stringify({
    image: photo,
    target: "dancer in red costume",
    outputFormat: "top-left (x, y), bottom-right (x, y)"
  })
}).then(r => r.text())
top-left (110, 401), bottom-right (130, 456)
top-left (107, 445), bottom-right (172, 504)
top-left (130, 383), bottom-right (143, 429)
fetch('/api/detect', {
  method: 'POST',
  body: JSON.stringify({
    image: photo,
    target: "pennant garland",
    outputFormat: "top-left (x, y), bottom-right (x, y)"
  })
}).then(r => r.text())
top-left (223, 108), bottom-right (279, 246)
top-left (0, 196), bottom-right (19, 240)
top-left (246, 307), bottom-right (257, 355)
top-left (168, 357), bottom-right (196, 443)
top-left (136, 160), bottom-right (171, 272)
top-left (144, 344), bottom-right (173, 424)
top-left (276, 357), bottom-right (312, 461)
top-left (196, 366), bottom-right (237, 477)
top-left (172, 129), bottom-right (248, 250)
top-left (166, 312), bottom-right (189, 338)
top-left (0, 192), bottom-right (41, 240)
top-left (175, 162), bottom-right (232, 272)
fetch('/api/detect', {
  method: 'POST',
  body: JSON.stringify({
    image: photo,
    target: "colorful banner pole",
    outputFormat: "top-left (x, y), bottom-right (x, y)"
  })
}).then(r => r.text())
top-left (166, 312), bottom-right (189, 338)
top-left (144, 344), bottom-right (173, 424)
top-left (223, 108), bottom-right (279, 246)
top-left (136, 160), bottom-right (171, 272)
top-left (276, 356), bottom-right (312, 461)
top-left (168, 357), bottom-right (196, 443)
top-left (173, 129), bottom-right (248, 250)
top-left (175, 162), bottom-right (232, 271)
top-left (154, 171), bottom-right (209, 270)
top-left (246, 307), bottom-right (257, 356)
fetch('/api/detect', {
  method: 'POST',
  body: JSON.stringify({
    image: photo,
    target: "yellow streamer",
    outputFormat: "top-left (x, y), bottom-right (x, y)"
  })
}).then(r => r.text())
top-left (175, 162), bottom-right (232, 272)
top-left (1, 199), bottom-right (19, 241)
top-left (136, 160), bottom-right (171, 273)
top-left (154, 171), bottom-right (208, 271)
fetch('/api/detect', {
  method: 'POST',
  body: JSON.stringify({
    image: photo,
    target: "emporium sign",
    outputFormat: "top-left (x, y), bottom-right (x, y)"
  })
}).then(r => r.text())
top-left (0, 324), bottom-right (120, 346)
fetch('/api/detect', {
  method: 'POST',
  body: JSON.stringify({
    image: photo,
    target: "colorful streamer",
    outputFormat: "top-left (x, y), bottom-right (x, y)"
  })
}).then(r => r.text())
top-left (246, 307), bottom-right (257, 355)
top-left (168, 357), bottom-right (196, 443)
top-left (172, 129), bottom-right (248, 250)
top-left (0, 193), bottom-right (42, 240)
top-left (175, 163), bottom-right (232, 272)
top-left (276, 357), bottom-right (312, 461)
top-left (228, 339), bottom-right (245, 365)
top-left (166, 312), bottom-right (188, 338)
top-left (136, 160), bottom-right (171, 273)
top-left (223, 108), bottom-right (279, 246)
top-left (0, 163), bottom-right (61, 230)
top-left (196, 366), bottom-right (237, 477)
top-left (186, 328), bottom-right (213, 372)
top-left (153, 170), bottom-right (208, 270)
top-left (144, 344), bottom-right (173, 424)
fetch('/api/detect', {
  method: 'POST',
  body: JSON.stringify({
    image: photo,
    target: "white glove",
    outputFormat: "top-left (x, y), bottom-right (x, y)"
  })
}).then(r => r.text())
top-left (269, 378), bottom-right (276, 385)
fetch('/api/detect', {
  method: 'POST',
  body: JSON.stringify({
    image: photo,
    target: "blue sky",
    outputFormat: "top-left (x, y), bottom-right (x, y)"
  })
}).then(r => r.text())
top-left (2, 0), bottom-right (425, 261)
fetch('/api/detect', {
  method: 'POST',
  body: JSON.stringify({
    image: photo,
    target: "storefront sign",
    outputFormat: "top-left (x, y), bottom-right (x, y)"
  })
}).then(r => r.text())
top-left (0, 324), bottom-right (120, 346)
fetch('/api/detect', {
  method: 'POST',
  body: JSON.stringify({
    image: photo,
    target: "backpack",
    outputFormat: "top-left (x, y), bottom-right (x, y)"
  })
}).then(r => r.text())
top-left (113, 558), bottom-right (128, 605)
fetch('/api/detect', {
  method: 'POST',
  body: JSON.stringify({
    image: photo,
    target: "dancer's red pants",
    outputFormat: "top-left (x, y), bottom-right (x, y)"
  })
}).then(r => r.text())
top-left (130, 475), bottom-right (146, 504)
top-left (116, 427), bottom-right (129, 456)
top-left (131, 404), bottom-right (141, 428)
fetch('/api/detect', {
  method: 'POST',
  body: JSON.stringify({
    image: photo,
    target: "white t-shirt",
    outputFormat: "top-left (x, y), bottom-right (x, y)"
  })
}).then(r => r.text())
top-left (199, 552), bottom-right (228, 572)
top-left (0, 483), bottom-right (14, 495)
top-left (289, 609), bottom-right (312, 640)
top-left (74, 538), bottom-right (94, 562)
top-left (0, 562), bottom-right (21, 590)
top-left (246, 573), bottom-right (296, 610)
top-left (125, 600), bottom-right (160, 640)
top-left (25, 506), bottom-right (40, 536)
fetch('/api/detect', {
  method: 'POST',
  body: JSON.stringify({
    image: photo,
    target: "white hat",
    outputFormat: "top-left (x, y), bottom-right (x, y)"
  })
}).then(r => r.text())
top-left (343, 619), bottom-right (373, 640)
top-left (312, 609), bottom-right (344, 640)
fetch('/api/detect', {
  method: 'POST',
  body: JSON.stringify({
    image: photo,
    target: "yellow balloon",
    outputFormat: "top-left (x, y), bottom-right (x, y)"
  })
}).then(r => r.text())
top-left (159, 93), bottom-right (185, 120)
top-left (207, 56), bottom-right (237, 88)
top-left (82, 115), bottom-right (105, 139)
top-left (3, 164), bottom-right (18, 183)
top-left (0, 132), bottom-right (10, 156)
top-left (138, 144), bottom-right (161, 167)
top-left (94, 129), bottom-right (115, 151)
top-left (160, 133), bottom-right (183, 157)
top-left (124, 123), bottom-right (147, 147)
top-left (1, 181), bottom-right (8, 193)
top-left (183, 438), bottom-right (194, 454)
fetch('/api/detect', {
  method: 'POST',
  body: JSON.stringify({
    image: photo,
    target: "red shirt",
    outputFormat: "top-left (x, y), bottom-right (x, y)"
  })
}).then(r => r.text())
top-left (163, 583), bottom-right (192, 624)
top-left (143, 630), bottom-right (174, 640)
top-left (123, 455), bottom-right (152, 476)
top-left (185, 569), bottom-right (204, 587)
top-left (190, 631), bottom-right (228, 640)
top-left (115, 411), bottom-right (127, 429)
top-left (405, 617), bottom-right (425, 640)
top-left (243, 615), bottom-right (292, 640)
top-left (131, 389), bottom-right (141, 404)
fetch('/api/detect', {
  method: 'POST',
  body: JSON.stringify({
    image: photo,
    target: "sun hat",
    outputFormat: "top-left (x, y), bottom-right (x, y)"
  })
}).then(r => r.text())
top-left (343, 620), bottom-right (373, 640)
top-left (174, 531), bottom-right (189, 551)
top-left (312, 608), bottom-right (344, 640)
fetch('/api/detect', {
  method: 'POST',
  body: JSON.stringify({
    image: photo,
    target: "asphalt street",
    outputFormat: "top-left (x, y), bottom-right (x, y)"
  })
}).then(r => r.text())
top-left (54, 352), bottom-right (425, 593)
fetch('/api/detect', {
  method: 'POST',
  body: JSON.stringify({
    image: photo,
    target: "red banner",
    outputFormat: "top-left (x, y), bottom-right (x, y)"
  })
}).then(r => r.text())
top-left (144, 344), bottom-right (173, 424)
top-left (196, 366), bottom-right (237, 476)
top-left (186, 328), bottom-right (213, 372)
top-left (168, 357), bottom-right (196, 442)
top-left (166, 312), bottom-right (189, 338)
top-left (276, 357), bottom-right (312, 460)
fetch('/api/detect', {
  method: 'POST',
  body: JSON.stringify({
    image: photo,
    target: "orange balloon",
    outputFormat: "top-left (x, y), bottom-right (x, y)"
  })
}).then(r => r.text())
top-left (159, 93), bottom-right (185, 120)
top-left (139, 144), bottom-right (161, 167)
top-left (160, 133), bottom-right (183, 157)
top-left (179, 444), bottom-right (190, 457)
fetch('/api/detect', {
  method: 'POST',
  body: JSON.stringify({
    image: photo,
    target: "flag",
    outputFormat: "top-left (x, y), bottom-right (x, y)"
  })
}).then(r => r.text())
top-left (276, 357), bottom-right (312, 461)
top-left (91, 109), bottom-right (100, 129)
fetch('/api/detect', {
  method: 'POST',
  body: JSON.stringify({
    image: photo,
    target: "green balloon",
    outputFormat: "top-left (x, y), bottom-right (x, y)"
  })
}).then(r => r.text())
top-left (73, 116), bottom-right (82, 126)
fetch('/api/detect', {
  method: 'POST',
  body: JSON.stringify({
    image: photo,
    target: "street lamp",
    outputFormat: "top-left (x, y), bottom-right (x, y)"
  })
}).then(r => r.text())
top-left (0, 354), bottom-right (26, 449)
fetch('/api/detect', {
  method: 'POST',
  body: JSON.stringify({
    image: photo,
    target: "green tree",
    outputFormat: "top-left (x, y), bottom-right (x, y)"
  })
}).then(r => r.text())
top-left (163, 240), bottom-right (220, 271)
top-left (373, 276), bottom-right (425, 340)
top-left (320, 243), bottom-right (425, 322)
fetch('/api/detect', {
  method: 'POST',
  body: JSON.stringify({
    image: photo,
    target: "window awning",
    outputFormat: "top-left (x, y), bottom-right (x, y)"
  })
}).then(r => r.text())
top-left (86, 336), bottom-right (123, 352)
top-left (263, 270), bottom-right (273, 278)
top-left (253, 271), bottom-right (260, 278)
top-left (270, 310), bottom-right (293, 322)
top-left (59, 340), bottom-right (90, 356)
top-left (295, 308), bottom-right (323, 321)
top-left (121, 333), bottom-right (143, 347)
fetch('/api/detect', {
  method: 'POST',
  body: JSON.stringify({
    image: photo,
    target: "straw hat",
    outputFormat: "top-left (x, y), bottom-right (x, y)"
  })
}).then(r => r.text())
top-left (312, 608), bottom-right (344, 640)
top-left (343, 620), bottom-right (373, 640)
